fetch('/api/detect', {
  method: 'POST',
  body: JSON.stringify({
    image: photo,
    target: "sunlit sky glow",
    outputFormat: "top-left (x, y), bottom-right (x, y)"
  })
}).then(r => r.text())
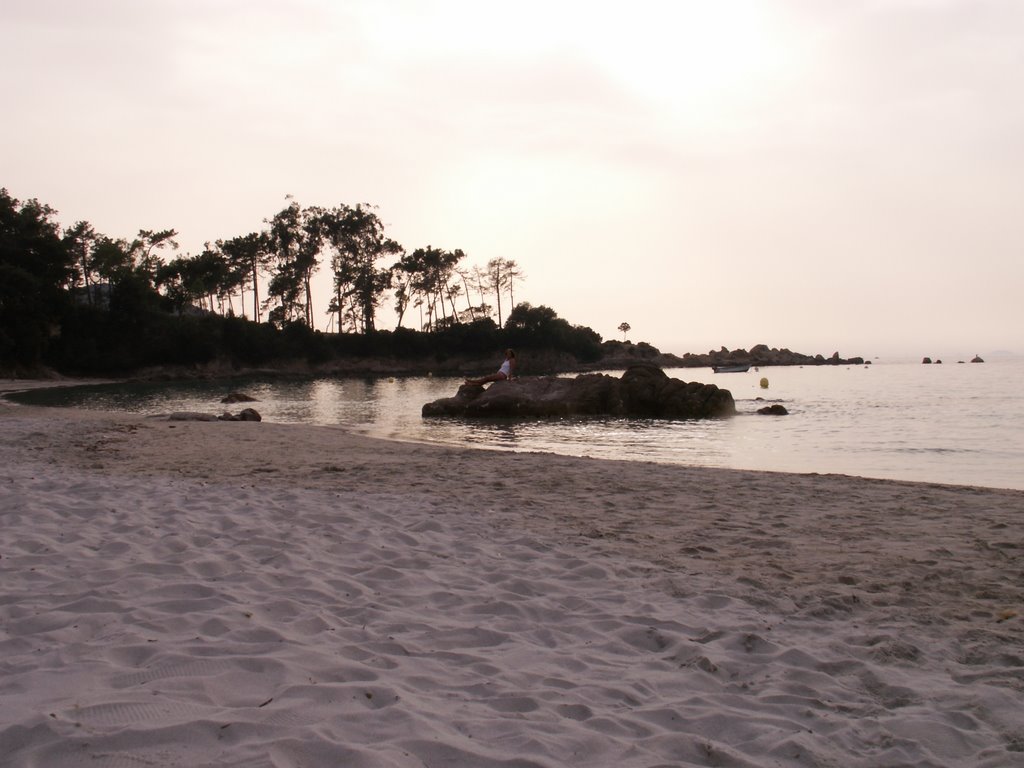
top-left (2, 0), bottom-right (1021, 358)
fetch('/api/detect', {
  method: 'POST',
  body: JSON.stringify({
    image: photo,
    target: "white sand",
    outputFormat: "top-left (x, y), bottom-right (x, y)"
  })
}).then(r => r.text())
top-left (1, 388), bottom-right (1022, 767)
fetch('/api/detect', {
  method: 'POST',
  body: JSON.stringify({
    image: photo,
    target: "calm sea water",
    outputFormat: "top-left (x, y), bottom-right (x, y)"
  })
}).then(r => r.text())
top-left (9, 357), bottom-right (1023, 490)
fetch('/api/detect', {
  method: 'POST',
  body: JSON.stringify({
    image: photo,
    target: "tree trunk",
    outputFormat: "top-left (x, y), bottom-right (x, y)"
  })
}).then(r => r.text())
top-left (460, 274), bottom-right (475, 320)
top-left (80, 256), bottom-right (94, 306)
top-left (336, 285), bottom-right (343, 334)
top-left (395, 287), bottom-right (408, 329)
top-left (437, 289), bottom-right (448, 325)
top-left (304, 274), bottom-right (314, 328)
top-left (250, 258), bottom-right (260, 322)
top-left (362, 283), bottom-right (375, 333)
top-left (446, 283), bottom-right (460, 322)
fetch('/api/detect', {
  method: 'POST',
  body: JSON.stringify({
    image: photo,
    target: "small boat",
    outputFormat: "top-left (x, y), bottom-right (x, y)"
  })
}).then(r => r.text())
top-left (712, 364), bottom-right (751, 373)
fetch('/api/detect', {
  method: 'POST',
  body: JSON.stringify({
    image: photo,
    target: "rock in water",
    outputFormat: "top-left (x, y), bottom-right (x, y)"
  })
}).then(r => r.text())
top-left (217, 408), bottom-right (262, 422)
top-left (422, 365), bottom-right (735, 419)
top-left (222, 392), bottom-right (258, 403)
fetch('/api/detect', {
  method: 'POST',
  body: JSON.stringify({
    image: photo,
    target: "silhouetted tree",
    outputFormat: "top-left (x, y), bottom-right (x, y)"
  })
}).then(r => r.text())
top-left (155, 247), bottom-right (231, 314)
top-left (505, 303), bottom-right (602, 361)
top-left (324, 205), bottom-right (401, 333)
top-left (154, 256), bottom-right (193, 312)
top-left (393, 248), bottom-right (432, 329)
top-left (90, 236), bottom-right (134, 284)
top-left (266, 199), bottom-right (323, 328)
top-left (62, 221), bottom-right (100, 305)
top-left (219, 232), bottom-right (270, 321)
top-left (486, 258), bottom-right (510, 327)
top-left (503, 259), bottom-right (525, 313)
top-left (394, 246), bottom-right (467, 331)
top-left (0, 189), bottom-right (74, 366)
top-left (128, 229), bottom-right (178, 285)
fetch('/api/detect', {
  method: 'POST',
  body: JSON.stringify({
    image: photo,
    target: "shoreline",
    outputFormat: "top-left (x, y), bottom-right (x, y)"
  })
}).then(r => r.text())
top-left (1, 399), bottom-right (1022, 765)
top-left (5, 374), bottom-right (1022, 494)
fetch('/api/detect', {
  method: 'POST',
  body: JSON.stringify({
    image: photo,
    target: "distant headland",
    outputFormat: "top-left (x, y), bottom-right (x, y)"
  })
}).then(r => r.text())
top-left (592, 341), bottom-right (866, 371)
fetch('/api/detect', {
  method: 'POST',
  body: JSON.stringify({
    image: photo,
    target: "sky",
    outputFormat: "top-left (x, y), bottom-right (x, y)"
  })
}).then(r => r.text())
top-left (2, 0), bottom-right (1021, 359)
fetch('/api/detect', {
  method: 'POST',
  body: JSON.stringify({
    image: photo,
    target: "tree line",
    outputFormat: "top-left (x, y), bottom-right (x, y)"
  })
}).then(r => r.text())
top-left (66, 195), bottom-right (526, 334)
top-left (1, 187), bottom-right (601, 374)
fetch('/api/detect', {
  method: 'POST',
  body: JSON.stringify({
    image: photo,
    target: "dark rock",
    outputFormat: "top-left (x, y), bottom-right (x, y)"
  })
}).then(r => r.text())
top-left (222, 392), bottom-right (258, 403)
top-left (971, 355), bottom-right (984, 363)
top-left (757, 404), bottom-right (789, 416)
top-left (661, 344), bottom-right (865, 370)
top-left (422, 365), bottom-right (735, 420)
top-left (922, 357), bottom-right (932, 364)
top-left (217, 408), bottom-right (262, 422)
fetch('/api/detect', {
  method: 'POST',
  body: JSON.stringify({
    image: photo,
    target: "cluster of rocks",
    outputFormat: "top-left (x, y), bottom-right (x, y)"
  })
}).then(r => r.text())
top-left (218, 407), bottom-right (261, 421)
top-left (422, 365), bottom-right (736, 420)
top-left (593, 342), bottom-right (866, 370)
top-left (922, 356), bottom-right (984, 364)
top-left (167, 407), bottom-right (261, 422)
top-left (671, 344), bottom-right (866, 368)
top-left (165, 392), bottom-right (262, 422)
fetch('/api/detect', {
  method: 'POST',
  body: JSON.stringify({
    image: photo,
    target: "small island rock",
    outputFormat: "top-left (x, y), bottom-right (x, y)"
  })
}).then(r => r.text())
top-left (423, 365), bottom-right (735, 420)
top-left (218, 408), bottom-right (262, 422)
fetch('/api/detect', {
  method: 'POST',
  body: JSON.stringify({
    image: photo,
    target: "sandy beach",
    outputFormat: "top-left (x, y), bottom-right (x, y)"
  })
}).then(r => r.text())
top-left (1, 385), bottom-right (1022, 767)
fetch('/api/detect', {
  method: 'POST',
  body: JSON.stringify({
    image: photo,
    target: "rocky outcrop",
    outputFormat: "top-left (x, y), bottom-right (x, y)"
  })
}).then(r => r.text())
top-left (219, 408), bottom-right (262, 422)
top-left (422, 365), bottom-right (735, 420)
top-left (166, 408), bottom-right (262, 422)
top-left (674, 344), bottom-right (866, 368)
top-left (596, 341), bottom-right (866, 370)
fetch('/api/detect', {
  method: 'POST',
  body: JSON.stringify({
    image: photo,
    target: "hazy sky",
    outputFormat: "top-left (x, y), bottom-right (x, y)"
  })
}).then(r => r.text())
top-left (2, 0), bottom-right (1021, 358)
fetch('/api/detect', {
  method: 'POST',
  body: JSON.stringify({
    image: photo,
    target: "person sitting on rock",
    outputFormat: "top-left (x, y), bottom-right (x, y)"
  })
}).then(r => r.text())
top-left (465, 348), bottom-right (516, 386)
